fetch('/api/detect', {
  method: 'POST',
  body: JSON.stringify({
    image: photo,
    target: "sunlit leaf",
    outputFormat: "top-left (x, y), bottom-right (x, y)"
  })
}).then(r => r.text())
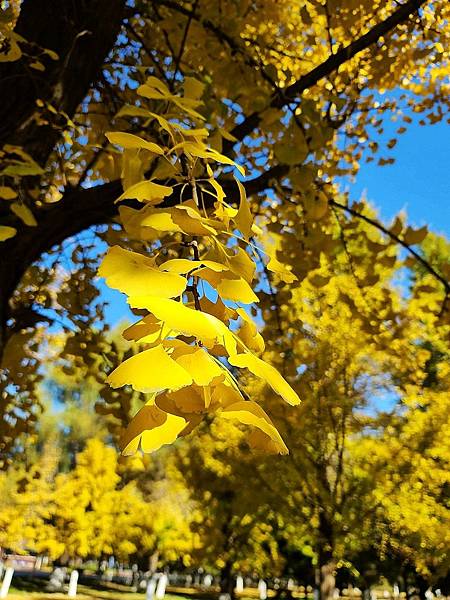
top-left (107, 345), bottom-right (193, 393)
top-left (228, 353), bottom-right (300, 405)
top-left (99, 246), bottom-right (187, 298)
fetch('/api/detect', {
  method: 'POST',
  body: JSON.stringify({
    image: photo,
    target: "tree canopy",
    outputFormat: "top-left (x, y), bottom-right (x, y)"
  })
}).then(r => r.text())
top-left (0, 0), bottom-right (449, 504)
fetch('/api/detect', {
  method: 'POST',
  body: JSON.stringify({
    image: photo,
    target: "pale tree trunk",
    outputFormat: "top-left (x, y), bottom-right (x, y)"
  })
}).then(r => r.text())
top-left (148, 550), bottom-right (159, 575)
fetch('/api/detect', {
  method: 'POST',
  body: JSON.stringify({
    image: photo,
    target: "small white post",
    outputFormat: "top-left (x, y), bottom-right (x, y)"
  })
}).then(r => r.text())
top-left (235, 576), bottom-right (244, 593)
top-left (147, 578), bottom-right (157, 600)
top-left (258, 579), bottom-right (267, 600)
top-left (156, 573), bottom-right (168, 600)
top-left (68, 570), bottom-right (79, 598)
top-left (0, 567), bottom-right (14, 599)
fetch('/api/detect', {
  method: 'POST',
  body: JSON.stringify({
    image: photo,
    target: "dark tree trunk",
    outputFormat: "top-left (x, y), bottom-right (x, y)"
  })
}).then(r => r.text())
top-left (220, 559), bottom-right (236, 600)
top-left (316, 513), bottom-right (336, 600)
top-left (0, 0), bottom-right (126, 360)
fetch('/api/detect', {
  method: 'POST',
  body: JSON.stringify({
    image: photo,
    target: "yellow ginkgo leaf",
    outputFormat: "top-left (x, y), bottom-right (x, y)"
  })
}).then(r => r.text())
top-left (248, 429), bottom-right (287, 455)
top-left (158, 387), bottom-right (206, 415)
top-left (196, 268), bottom-right (259, 304)
top-left (200, 296), bottom-right (238, 324)
top-left (122, 314), bottom-right (161, 342)
top-left (10, 202), bottom-right (37, 226)
top-left (171, 343), bottom-right (226, 387)
top-left (106, 345), bottom-right (193, 393)
top-left (267, 254), bottom-right (297, 283)
top-left (99, 246), bottom-right (187, 298)
top-left (210, 381), bottom-right (245, 409)
top-left (0, 186), bottom-right (17, 200)
top-left (137, 205), bottom-right (219, 237)
top-left (127, 296), bottom-right (238, 355)
top-left (222, 245), bottom-right (256, 284)
top-left (0, 226), bottom-right (16, 242)
top-left (234, 178), bottom-right (252, 239)
top-left (181, 141), bottom-right (245, 175)
top-left (228, 353), bottom-right (301, 406)
top-left (117, 180), bottom-right (173, 204)
top-left (141, 412), bottom-right (187, 453)
top-left (106, 131), bottom-right (164, 155)
top-left (220, 400), bottom-right (288, 455)
top-left (236, 308), bottom-right (265, 354)
top-left (120, 403), bottom-right (187, 455)
top-left (159, 258), bottom-right (227, 274)
top-left (183, 77), bottom-right (205, 100)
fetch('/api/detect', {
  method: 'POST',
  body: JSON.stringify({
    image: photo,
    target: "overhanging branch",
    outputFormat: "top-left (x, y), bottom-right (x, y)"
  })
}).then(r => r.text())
top-left (226, 0), bottom-right (428, 150)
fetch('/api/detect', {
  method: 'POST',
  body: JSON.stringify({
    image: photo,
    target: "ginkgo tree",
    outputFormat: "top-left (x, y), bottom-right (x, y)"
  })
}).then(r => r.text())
top-left (1, 0), bottom-right (450, 464)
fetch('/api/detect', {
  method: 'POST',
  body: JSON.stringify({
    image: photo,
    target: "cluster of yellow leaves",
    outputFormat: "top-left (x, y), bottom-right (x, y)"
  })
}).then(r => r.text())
top-left (99, 77), bottom-right (300, 457)
top-left (0, 438), bottom-right (196, 563)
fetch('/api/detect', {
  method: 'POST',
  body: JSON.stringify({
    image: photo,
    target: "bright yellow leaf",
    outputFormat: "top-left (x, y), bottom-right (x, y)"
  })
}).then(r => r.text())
top-left (196, 268), bottom-right (259, 304)
top-left (234, 178), bottom-right (252, 239)
top-left (120, 403), bottom-right (187, 455)
top-left (117, 180), bottom-right (173, 204)
top-left (160, 258), bottom-right (227, 274)
top-left (220, 400), bottom-right (288, 455)
top-left (99, 246), bottom-right (187, 298)
top-left (107, 345), bottom-right (193, 393)
top-left (171, 344), bottom-right (226, 386)
top-left (228, 353), bottom-right (301, 406)
top-left (127, 296), bottom-right (238, 355)
top-left (106, 131), bottom-right (164, 155)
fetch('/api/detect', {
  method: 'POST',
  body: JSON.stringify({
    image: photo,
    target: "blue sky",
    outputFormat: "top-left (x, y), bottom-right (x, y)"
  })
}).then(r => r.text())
top-left (344, 118), bottom-right (450, 234)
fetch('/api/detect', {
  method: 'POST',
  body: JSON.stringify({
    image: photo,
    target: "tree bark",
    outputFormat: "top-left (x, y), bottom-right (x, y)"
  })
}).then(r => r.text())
top-left (220, 559), bottom-right (236, 600)
top-left (0, 0), bottom-right (126, 357)
top-left (316, 513), bottom-right (336, 600)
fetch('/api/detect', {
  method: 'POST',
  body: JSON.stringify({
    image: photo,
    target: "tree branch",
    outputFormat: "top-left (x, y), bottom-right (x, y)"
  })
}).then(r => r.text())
top-left (226, 0), bottom-right (427, 150)
top-left (329, 198), bottom-right (450, 295)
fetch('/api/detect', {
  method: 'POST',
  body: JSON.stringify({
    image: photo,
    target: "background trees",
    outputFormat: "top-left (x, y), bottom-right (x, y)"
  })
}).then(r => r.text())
top-left (0, 2), bottom-right (449, 596)
top-left (1, 0), bottom-right (449, 462)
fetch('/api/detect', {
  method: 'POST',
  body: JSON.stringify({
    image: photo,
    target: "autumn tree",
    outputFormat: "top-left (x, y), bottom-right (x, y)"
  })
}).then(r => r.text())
top-left (1, 0), bottom-right (450, 460)
top-left (167, 419), bottom-right (284, 596)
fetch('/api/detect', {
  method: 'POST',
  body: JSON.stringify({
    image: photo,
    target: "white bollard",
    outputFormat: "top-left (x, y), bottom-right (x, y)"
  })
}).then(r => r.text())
top-left (0, 567), bottom-right (14, 599)
top-left (235, 576), bottom-right (244, 593)
top-left (156, 573), bottom-right (168, 600)
top-left (68, 570), bottom-right (79, 598)
top-left (258, 579), bottom-right (267, 600)
top-left (147, 578), bottom-right (157, 600)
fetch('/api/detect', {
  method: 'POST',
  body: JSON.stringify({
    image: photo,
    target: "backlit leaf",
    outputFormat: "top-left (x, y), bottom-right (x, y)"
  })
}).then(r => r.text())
top-left (99, 246), bottom-right (187, 298)
top-left (107, 345), bottom-right (193, 393)
top-left (228, 353), bottom-right (301, 406)
top-left (117, 180), bottom-right (173, 204)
